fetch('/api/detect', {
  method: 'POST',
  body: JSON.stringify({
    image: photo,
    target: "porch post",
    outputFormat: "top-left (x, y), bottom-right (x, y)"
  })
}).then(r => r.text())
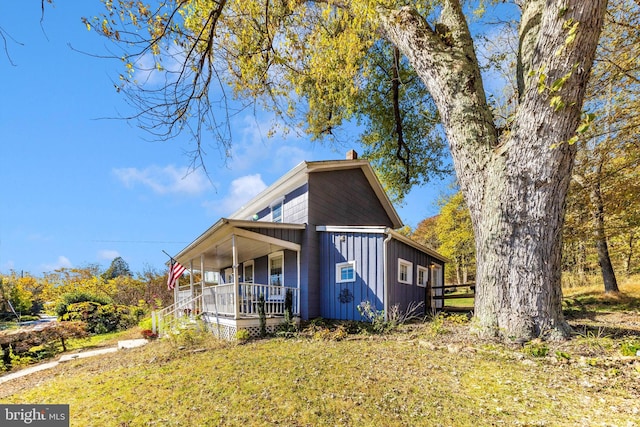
top-left (189, 259), bottom-right (195, 314)
top-left (200, 253), bottom-right (205, 297)
top-left (232, 234), bottom-right (240, 319)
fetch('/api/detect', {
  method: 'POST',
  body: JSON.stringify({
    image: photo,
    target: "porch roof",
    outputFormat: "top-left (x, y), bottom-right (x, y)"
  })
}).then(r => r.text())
top-left (173, 218), bottom-right (305, 270)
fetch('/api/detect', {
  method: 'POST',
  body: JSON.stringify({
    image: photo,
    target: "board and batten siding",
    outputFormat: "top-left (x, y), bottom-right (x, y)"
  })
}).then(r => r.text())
top-left (319, 231), bottom-right (385, 321)
top-left (385, 238), bottom-right (444, 314)
top-left (306, 169), bottom-right (394, 320)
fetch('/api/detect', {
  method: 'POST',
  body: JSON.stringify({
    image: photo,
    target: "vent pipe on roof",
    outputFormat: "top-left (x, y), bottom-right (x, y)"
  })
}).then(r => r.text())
top-left (346, 149), bottom-right (358, 160)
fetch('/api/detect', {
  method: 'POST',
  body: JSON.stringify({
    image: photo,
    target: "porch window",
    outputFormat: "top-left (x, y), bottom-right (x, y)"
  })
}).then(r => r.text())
top-left (417, 265), bottom-right (428, 288)
top-left (398, 259), bottom-right (413, 285)
top-left (243, 261), bottom-right (254, 283)
top-left (271, 199), bottom-right (284, 223)
top-left (269, 251), bottom-right (284, 299)
top-left (336, 261), bottom-right (356, 283)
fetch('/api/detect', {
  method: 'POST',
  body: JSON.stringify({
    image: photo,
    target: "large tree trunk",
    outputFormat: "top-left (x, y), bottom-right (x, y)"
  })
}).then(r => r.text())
top-left (381, 0), bottom-right (607, 340)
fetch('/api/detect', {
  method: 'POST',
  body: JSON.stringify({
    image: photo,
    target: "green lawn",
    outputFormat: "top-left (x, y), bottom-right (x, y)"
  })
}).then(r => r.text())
top-left (2, 314), bottom-right (639, 426)
top-left (2, 279), bottom-right (639, 426)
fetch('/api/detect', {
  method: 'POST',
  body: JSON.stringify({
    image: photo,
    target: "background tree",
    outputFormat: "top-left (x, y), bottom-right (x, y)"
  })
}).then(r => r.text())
top-left (102, 256), bottom-right (133, 281)
top-left (434, 192), bottom-right (476, 285)
top-left (87, 0), bottom-right (607, 340)
top-left (564, 0), bottom-right (640, 290)
top-left (412, 215), bottom-right (441, 251)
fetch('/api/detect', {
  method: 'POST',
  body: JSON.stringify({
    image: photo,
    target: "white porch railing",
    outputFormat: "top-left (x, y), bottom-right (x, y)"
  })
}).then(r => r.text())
top-left (152, 292), bottom-right (203, 337)
top-left (152, 283), bottom-right (299, 337)
top-left (202, 283), bottom-right (299, 317)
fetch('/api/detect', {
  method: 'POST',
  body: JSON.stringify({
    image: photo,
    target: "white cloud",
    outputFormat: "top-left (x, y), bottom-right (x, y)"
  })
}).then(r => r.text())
top-left (204, 174), bottom-right (267, 216)
top-left (132, 45), bottom-right (185, 88)
top-left (42, 256), bottom-right (73, 272)
top-left (98, 250), bottom-right (120, 261)
top-left (227, 115), bottom-right (311, 173)
top-left (113, 165), bottom-right (211, 196)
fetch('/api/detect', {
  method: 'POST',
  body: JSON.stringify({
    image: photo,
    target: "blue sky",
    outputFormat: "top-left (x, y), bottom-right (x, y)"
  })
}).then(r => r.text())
top-left (0, 2), bottom-right (452, 277)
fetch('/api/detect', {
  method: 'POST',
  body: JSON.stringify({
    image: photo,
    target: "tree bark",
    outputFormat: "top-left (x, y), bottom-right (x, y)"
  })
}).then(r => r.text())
top-left (625, 233), bottom-right (635, 276)
top-left (381, 0), bottom-right (608, 340)
top-left (590, 159), bottom-right (619, 292)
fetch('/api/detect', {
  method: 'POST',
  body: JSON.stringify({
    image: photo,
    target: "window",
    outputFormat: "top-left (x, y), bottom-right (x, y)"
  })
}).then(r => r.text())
top-left (268, 252), bottom-right (284, 299)
top-left (398, 258), bottom-right (413, 285)
top-left (417, 266), bottom-right (428, 288)
top-left (336, 261), bottom-right (356, 283)
top-left (243, 261), bottom-right (254, 283)
top-left (271, 199), bottom-right (284, 223)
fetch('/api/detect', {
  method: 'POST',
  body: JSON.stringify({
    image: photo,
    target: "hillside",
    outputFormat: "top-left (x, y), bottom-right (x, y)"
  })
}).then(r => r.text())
top-left (1, 281), bottom-right (639, 427)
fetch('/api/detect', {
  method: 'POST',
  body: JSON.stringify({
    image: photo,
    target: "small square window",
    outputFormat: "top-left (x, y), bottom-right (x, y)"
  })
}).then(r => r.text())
top-left (398, 258), bottom-right (413, 285)
top-left (336, 261), bottom-right (356, 283)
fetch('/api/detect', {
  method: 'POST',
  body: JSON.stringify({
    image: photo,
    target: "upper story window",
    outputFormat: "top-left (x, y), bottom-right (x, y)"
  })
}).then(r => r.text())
top-left (270, 198), bottom-right (284, 223)
top-left (336, 261), bottom-right (356, 283)
top-left (398, 258), bottom-right (413, 285)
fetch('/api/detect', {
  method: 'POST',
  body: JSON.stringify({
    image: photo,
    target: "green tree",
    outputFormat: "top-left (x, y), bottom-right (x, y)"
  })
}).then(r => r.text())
top-left (565, 0), bottom-right (640, 290)
top-left (102, 257), bottom-right (133, 281)
top-left (87, 0), bottom-right (607, 340)
top-left (435, 192), bottom-right (475, 285)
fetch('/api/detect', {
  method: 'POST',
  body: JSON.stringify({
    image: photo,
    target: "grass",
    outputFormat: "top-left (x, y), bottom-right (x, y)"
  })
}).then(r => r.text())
top-left (1, 280), bottom-right (639, 426)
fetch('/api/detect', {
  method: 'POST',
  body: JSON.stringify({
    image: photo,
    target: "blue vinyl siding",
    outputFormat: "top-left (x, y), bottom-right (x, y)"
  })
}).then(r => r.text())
top-left (319, 232), bottom-right (384, 320)
top-left (251, 184), bottom-right (309, 224)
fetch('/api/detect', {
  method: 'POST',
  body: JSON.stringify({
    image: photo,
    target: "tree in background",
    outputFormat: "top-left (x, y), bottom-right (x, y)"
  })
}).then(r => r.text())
top-left (564, 0), bottom-right (640, 291)
top-left (102, 257), bottom-right (133, 281)
top-left (435, 192), bottom-right (475, 285)
top-left (85, 0), bottom-right (607, 340)
top-left (412, 215), bottom-right (440, 252)
top-left (412, 192), bottom-right (475, 285)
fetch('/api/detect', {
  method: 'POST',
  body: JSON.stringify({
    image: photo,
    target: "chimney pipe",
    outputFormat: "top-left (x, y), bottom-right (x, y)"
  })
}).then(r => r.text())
top-left (346, 149), bottom-right (358, 160)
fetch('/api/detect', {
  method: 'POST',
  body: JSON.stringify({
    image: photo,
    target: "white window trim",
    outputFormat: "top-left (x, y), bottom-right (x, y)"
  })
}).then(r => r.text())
top-left (243, 260), bottom-right (255, 284)
top-left (417, 265), bottom-right (428, 288)
top-left (336, 261), bottom-right (356, 283)
top-left (268, 251), bottom-right (285, 300)
top-left (398, 258), bottom-right (413, 285)
top-left (270, 198), bottom-right (284, 223)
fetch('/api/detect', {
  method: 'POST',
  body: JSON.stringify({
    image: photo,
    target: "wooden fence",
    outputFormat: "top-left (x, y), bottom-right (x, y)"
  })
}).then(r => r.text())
top-left (431, 283), bottom-right (475, 313)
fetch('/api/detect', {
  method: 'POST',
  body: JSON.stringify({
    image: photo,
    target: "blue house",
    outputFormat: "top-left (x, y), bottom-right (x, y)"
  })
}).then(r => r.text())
top-left (161, 151), bottom-right (446, 339)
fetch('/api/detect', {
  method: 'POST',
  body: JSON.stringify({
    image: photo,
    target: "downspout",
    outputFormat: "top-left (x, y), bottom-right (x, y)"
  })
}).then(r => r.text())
top-left (383, 229), bottom-right (393, 321)
top-left (296, 249), bottom-right (301, 317)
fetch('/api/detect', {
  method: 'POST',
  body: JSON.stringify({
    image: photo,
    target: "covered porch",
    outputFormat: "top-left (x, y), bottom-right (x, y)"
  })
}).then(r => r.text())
top-left (156, 219), bottom-right (305, 339)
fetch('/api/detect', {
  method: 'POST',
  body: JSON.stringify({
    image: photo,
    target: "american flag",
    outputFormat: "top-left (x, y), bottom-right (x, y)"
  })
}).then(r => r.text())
top-left (167, 258), bottom-right (186, 290)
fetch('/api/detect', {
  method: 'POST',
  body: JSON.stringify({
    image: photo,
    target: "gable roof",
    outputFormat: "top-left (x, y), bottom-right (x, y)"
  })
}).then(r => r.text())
top-left (229, 159), bottom-right (403, 229)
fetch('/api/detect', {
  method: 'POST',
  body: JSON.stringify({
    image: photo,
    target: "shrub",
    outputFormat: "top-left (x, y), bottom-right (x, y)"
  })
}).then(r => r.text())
top-left (62, 302), bottom-right (141, 334)
top-left (55, 291), bottom-right (113, 317)
top-left (235, 329), bottom-right (250, 341)
top-left (257, 294), bottom-right (266, 337)
top-left (357, 301), bottom-right (387, 333)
